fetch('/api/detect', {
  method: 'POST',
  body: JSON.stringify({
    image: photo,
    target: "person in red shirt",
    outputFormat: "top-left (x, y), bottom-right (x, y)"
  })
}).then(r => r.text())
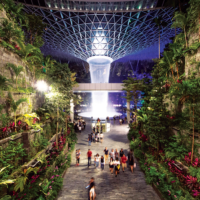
top-left (121, 154), bottom-right (127, 172)
top-left (87, 149), bottom-right (92, 167)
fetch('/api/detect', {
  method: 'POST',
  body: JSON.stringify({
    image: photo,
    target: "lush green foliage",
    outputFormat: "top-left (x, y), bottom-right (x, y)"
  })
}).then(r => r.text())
top-left (126, 0), bottom-right (200, 199)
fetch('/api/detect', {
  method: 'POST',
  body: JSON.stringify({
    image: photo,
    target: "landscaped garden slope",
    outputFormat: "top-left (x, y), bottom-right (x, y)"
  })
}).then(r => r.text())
top-left (0, 0), bottom-right (79, 199)
top-left (124, 0), bottom-right (200, 199)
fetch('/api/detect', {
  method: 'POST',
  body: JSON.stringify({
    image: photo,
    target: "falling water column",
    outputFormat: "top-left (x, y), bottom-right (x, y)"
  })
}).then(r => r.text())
top-left (87, 56), bottom-right (113, 119)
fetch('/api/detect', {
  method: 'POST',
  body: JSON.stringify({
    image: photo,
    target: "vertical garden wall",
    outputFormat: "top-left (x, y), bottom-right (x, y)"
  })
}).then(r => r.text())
top-left (0, 1), bottom-right (78, 199)
top-left (124, 0), bottom-right (200, 199)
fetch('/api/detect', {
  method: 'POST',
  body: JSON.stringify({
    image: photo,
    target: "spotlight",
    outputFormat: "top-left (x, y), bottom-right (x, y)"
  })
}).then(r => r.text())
top-left (36, 80), bottom-right (48, 92)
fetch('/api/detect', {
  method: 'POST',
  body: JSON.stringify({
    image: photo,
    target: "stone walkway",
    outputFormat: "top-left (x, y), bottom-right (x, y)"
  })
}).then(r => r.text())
top-left (57, 121), bottom-right (160, 200)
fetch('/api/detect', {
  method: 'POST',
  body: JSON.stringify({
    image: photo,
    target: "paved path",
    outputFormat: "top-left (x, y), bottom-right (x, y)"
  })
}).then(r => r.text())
top-left (57, 121), bottom-right (160, 200)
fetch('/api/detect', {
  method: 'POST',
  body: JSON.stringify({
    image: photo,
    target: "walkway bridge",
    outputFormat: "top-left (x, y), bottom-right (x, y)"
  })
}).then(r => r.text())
top-left (73, 83), bottom-right (123, 92)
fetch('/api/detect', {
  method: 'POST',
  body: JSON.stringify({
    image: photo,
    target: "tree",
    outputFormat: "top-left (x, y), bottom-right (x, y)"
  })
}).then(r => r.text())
top-left (6, 63), bottom-right (23, 89)
top-left (16, 41), bottom-right (42, 86)
top-left (7, 92), bottom-right (27, 132)
top-left (122, 77), bottom-right (143, 124)
top-left (153, 17), bottom-right (168, 59)
top-left (23, 14), bottom-right (47, 48)
top-left (171, 12), bottom-right (188, 47)
top-left (45, 62), bottom-right (76, 147)
top-left (143, 65), bottom-right (170, 158)
top-left (159, 51), bottom-right (176, 82)
top-left (169, 73), bottom-right (200, 163)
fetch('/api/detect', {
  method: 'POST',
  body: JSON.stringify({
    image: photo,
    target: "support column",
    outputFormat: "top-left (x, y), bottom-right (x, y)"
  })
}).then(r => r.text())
top-left (127, 100), bottom-right (130, 124)
top-left (70, 99), bottom-right (74, 122)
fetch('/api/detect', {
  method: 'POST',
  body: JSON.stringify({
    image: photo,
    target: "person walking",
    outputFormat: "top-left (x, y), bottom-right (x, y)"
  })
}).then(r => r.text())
top-left (92, 131), bottom-right (95, 143)
top-left (94, 154), bottom-right (96, 167)
top-left (128, 149), bottom-right (133, 164)
top-left (88, 134), bottom-right (92, 146)
top-left (76, 149), bottom-right (79, 166)
top-left (109, 157), bottom-right (114, 174)
top-left (101, 155), bottom-right (105, 171)
top-left (89, 182), bottom-right (96, 200)
top-left (78, 125), bottom-right (82, 133)
top-left (95, 154), bottom-right (100, 169)
top-left (100, 132), bottom-right (103, 143)
top-left (110, 149), bottom-right (115, 160)
top-left (129, 154), bottom-right (134, 173)
top-left (113, 116), bottom-right (116, 124)
top-left (87, 149), bottom-right (92, 167)
top-left (119, 148), bottom-right (124, 164)
top-left (115, 149), bottom-right (119, 159)
top-left (121, 154), bottom-right (127, 172)
top-left (114, 157), bottom-right (120, 177)
top-left (104, 147), bottom-right (109, 164)
top-left (83, 121), bottom-right (86, 129)
top-left (87, 177), bottom-right (95, 200)
top-left (97, 132), bottom-right (100, 142)
top-left (77, 149), bottom-right (81, 166)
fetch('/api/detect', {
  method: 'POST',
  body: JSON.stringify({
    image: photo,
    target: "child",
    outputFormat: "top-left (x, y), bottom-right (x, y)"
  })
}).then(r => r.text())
top-left (76, 149), bottom-right (80, 166)
top-left (101, 155), bottom-right (105, 171)
top-left (95, 154), bottom-right (100, 169)
top-left (76, 150), bottom-right (79, 166)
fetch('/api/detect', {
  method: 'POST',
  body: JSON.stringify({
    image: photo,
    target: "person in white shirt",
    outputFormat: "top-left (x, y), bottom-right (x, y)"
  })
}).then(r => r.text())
top-left (110, 149), bottom-right (115, 160)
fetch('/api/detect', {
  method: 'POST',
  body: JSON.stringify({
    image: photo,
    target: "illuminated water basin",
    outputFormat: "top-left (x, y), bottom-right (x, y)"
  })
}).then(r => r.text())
top-left (78, 111), bottom-right (122, 119)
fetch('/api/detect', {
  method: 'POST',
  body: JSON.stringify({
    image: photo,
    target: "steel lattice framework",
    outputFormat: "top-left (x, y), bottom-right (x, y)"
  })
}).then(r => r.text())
top-left (23, 4), bottom-right (176, 61)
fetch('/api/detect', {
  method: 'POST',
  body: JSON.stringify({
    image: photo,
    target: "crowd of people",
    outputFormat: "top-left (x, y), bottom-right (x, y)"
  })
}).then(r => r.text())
top-left (88, 125), bottom-right (104, 145)
top-left (86, 148), bottom-right (135, 199)
top-left (74, 119), bottom-right (86, 133)
top-left (74, 117), bottom-right (136, 200)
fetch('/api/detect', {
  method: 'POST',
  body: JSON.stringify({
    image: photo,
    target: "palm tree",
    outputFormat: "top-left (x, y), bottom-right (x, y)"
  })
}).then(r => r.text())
top-left (171, 12), bottom-right (188, 47)
top-left (0, 74), bottom-right (12, 91)
top-left (122, 77), bottom-right (143, 124)
top-left (6, 63), bottom-right (23, 89)
top-left (153, 17), bottom-right (168, 59)
top-left (159, 51), bottom-right (176, 82)
top-left (169, 42), bottom-right (185, 79)
top-left (16, 41), bottom-right (42, 86)
top-left (43, 55), bottom-right (56, 73)
top-left (7, 92), bottom-right (27, 132)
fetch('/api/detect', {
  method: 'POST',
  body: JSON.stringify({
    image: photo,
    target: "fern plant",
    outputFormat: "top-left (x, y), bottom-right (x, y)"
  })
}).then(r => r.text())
top-left (0, 18), bottom-right (24, 44)
top-left (14, 167), bottom-right (38, 192)
top-left (0, 74), bottom-right (12, 92)
top-left (7, 92), bottom-right (27, 132)
top-left (0, 166), bottom-right (15, 187)
top-left (6, 63), bottom-right (23, 89)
